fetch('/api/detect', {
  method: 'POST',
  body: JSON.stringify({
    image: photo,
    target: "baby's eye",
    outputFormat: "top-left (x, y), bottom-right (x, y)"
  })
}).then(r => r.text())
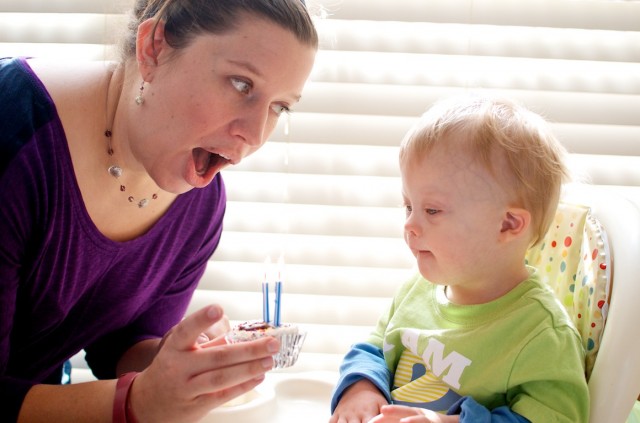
top-left (425, 208), bottom-right (440, 215)
top-left (271, 104), bottom-right (291, 116)
top-left (231, 77), bottom-right (251, 95)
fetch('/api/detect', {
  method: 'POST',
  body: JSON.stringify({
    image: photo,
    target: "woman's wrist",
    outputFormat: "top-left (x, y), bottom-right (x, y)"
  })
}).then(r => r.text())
top-left (113, 372), bottom-right (140, 423)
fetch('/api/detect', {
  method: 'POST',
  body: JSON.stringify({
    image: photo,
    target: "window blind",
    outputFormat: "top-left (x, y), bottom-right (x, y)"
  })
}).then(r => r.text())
top-left (2, 0), bottom-right (639, 373)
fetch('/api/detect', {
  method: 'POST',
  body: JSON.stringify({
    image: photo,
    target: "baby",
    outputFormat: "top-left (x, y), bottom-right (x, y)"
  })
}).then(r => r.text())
top-left (329, 95), bottom-right (589, 423)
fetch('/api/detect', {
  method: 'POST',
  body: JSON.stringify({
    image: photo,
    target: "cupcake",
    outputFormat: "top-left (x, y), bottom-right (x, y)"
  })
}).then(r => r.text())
top-left (226, 320), bottom-right (306, 368)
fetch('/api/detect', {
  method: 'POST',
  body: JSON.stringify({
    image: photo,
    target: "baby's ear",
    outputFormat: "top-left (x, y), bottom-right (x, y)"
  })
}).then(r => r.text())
top-left (499, 208), bottom-right (531, 240)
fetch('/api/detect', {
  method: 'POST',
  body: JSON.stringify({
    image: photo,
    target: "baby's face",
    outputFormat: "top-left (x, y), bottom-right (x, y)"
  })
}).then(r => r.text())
top-left (400, 137), bottom-right (512, 288)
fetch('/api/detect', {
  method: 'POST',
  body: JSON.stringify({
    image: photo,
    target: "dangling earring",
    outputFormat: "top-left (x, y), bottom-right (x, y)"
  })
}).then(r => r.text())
top-left (135, 81), bottom-right (145, 105)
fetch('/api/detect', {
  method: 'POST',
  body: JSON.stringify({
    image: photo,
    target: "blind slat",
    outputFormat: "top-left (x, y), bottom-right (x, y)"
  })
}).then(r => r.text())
top-left (214, 231), bottom-right (414, 269)
top-left (224, 201), bottom-right (404, 238)
top-left (0, 13), bottom-right (126, 44)
top-left (311, 50), bottom-right (640, 94)
top-left (0, 0), bottom-right (126, 14)
top-left (298, 82), bottom-right (640, 126)
top-left (198, 261), bottom-right (413, 297)
top-left (222, 171), bottom-right (402, 207)
top-left (266, 113), bottom-right (640, 156)
top-left (229, 141), bottom-right (401, 176)
top-left (313, 0), bottom-right (640, 31)
top-left (317, 19), bottom-right (640, 62)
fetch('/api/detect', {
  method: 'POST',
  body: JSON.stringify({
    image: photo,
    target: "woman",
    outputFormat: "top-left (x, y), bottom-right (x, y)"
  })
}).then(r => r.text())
top-left (0, 0), bottom-right (317, 421)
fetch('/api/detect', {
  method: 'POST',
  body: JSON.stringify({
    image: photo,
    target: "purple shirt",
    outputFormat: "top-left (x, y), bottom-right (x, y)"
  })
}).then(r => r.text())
top-left (0, 58), bottom-right (226, 420)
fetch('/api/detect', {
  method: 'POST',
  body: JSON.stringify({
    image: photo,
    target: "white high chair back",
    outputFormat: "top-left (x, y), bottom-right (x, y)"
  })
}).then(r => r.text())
top-left (527, 183), bottom-right (640, 423)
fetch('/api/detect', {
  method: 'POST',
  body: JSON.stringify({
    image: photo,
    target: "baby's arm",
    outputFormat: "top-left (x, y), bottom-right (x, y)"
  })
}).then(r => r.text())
top-left (330, 379), bottom-right (389, 423)
top-left (330, 342), bottom-right (392, 422)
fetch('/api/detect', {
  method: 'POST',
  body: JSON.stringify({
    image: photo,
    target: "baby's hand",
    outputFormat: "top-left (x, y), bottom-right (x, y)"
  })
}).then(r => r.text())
top-left (329, 379), bottom-right (388, 423)
top-left (369, 405), bottom-right (460, 423)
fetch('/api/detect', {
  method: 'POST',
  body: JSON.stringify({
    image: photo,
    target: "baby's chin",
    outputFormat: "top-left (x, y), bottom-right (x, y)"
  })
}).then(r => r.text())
top-left (417, 265), bottom-right (445, 284)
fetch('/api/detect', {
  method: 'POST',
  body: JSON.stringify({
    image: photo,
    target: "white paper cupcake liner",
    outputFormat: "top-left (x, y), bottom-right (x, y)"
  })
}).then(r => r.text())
top-left (271, 331), bottom-right (306, 369)
top-left (226, 326), bottom-right (307, 369)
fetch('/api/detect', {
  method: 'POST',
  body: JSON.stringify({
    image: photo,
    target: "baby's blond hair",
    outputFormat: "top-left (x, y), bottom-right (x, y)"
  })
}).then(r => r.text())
top-left (399, 95), bottom-right (569, 246)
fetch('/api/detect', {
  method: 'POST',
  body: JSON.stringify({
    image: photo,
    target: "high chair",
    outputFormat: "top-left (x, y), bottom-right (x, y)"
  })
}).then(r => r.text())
top-left (525, 183), bottom-right (640, 423)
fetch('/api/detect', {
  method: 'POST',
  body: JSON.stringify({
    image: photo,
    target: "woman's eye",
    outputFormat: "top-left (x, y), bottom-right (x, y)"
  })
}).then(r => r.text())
top-left (271, 104), bottom-right (291, 116)
top-left (231, 78), bottom-right (251, 95)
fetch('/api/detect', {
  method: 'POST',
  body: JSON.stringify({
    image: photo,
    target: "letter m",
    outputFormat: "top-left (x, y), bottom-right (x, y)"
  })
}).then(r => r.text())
top-left (421, 338), bottom-right (471, 389)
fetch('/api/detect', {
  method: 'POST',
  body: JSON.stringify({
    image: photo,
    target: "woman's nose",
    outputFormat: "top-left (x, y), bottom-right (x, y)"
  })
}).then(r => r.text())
top-left (231, 105), bottom-right (271, 147)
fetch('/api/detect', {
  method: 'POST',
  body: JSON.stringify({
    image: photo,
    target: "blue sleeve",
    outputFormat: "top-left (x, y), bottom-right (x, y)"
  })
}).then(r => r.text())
top-left (448, 397), bottom-right (530, 423)
top-left (330, 342), bottom-right (392, 413)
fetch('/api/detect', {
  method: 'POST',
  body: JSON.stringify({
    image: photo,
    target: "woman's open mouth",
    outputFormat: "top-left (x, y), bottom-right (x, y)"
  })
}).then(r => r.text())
top-left (188, 148), bottom-right (232, 187)
top-left (193, 148), bottom-right (231, 176)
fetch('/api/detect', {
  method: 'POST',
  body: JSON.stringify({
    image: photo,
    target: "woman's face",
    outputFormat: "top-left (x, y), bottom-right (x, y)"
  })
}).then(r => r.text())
top-left (130, 15), bottom-right (316, 194)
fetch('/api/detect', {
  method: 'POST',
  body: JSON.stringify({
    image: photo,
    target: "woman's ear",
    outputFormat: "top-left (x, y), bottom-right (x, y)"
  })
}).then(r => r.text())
top-left (135, 18), bottom-right (167, 82)
top-left (499, 208), bottom-right (531, 241)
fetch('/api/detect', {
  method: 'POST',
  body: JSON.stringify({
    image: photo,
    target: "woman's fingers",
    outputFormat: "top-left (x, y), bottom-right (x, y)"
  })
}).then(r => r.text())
top-left (194, 314), bottom-right (230, 345)
top-left (186, 337), bottom-right (279, 393)
top-left (188, 348), bottom-right (274, 397)
top-left (166, 305), bottom-right (224, 350)
top-left (205, 314), bottom-right (230, 339)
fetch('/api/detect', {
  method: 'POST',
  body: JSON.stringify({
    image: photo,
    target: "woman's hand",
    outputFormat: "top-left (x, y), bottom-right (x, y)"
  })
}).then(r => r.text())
top-left (368, 405), bottom-right (460, 423)
top-left (129, 304), bottom-right (279, 423)
top-left (196, 313), bottom-right (230, 344)
top-left (329, 379), bottom-right (389, 423)
top-left (204, 313), bottom-right (231, 339)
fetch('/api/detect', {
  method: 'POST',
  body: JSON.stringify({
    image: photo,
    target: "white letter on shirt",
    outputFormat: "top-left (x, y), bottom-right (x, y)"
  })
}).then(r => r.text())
top-left (421, 338), bottom-right (472, 389)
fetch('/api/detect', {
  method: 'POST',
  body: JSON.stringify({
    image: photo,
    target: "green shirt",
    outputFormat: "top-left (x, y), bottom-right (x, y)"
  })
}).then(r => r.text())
top-left (368, 268), bottom-right (589, 423)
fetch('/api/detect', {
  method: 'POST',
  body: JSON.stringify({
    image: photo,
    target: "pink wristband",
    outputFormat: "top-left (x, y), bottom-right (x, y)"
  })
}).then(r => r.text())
top-left (113, 372), bottom-right (140, 423)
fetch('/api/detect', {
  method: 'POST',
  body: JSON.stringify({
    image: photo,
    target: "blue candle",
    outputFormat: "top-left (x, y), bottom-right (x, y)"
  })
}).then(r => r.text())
top-left (262, 257), bottom-right (272, 323)
top-left (274, 280), bottom-right (282, 327)
top-left (262, 282), bottom-right (270, 323)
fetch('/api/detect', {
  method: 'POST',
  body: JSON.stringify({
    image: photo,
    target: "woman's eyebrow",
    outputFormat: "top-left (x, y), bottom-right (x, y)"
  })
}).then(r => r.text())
top-left (228, 59), bottom-right (263, 78)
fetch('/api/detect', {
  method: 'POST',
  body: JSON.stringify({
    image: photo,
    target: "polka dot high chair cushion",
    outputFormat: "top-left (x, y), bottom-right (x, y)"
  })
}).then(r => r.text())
top-left (525, 202), bottom-right (611, 379)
